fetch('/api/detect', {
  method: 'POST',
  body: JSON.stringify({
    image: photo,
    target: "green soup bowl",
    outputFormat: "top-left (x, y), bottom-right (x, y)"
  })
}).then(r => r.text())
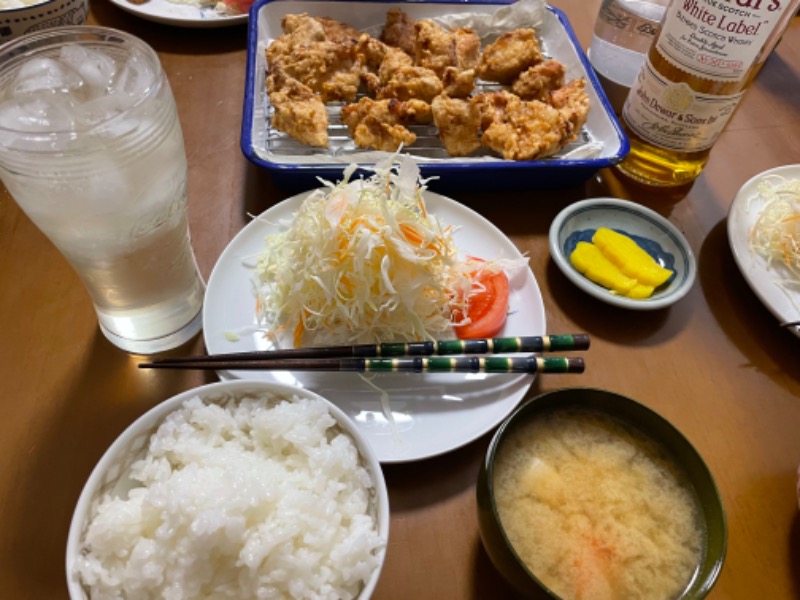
top-left (476, 387), bottom-right (727, 599)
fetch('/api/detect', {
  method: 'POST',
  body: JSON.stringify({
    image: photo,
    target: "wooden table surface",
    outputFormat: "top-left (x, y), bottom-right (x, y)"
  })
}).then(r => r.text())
top-left (1, 1), bottom-right (799, 598)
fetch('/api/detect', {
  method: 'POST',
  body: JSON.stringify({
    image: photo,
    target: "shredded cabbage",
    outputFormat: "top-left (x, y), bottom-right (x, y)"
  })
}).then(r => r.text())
top-left (253, 155), bottom-right (526, 347)
top-left (748, 175), bottom-right (800, 287)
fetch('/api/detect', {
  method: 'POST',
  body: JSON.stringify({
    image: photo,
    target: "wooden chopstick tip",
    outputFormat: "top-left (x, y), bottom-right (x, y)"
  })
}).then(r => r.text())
top-left (570, 333), bottom-right (591, 350)
top-left (566, 357), bottom-right (585, 373)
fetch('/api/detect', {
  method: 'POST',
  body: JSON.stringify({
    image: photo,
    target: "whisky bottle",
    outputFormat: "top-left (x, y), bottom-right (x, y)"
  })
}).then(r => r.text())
top-left (615, 0), bottom-right (800, 187)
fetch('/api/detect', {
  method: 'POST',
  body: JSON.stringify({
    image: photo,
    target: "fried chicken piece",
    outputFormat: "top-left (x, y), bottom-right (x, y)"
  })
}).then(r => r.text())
top-left (356, 35), bottom-right (415, 93)
top-left (271, 40), bottom-right (361, 103)
top-left (413, 20), bottom-right (453, 77)
top-left (378, 45), bottom-right (415, 82)
top-left (472, 90), bottom-right (514, 130)
top-left (279, 13), bottom-right (326, 45)
top-left (432, 95), bottom-right (481, 157)
top-left (356, 33), bottom-right (392, 70)
top-left (472, 91), bottom-right (570, 160)
top-left (477, 29), bottom-right (544, 84)
top-left (315, 16), bottom-right (362, 43)
top-left (442, 66), bottom-right (475, 98)
top-left (268, 13), bottom-right (362, 103)
top-left (340, 97), bottom-right (432, 152)
top-left (355, 35), bottom-right (438, 101)
top-left (266, 69), bottom-right (329, 148)
top-left (454, 27), bottom-right (482, 70)
top-left (380, 8), bottom-right (417, 56)
top-left (414, 20), bottom-right (481, 78)
top-left (511, 58), bottom-right (566, 101)
top-left (395, 98), bottom-right (433, 124)
top-left (376, 66), bottom-right (443, 102)
top-left (549, 78), bottom-right (590, 142)
top-left (266, 20), bottom-right (318, 71)
top-left (342, 113), bottom-right (415, 152)
top-left (357, 35), bottom-right (390, 93)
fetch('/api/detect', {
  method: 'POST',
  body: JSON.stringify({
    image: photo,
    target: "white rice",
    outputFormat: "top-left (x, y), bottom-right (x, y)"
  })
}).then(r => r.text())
top-left (75, 393), bottom-right (385, 600)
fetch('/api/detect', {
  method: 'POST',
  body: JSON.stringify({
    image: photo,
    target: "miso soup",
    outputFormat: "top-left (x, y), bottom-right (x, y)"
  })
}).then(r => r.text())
top-left (493, 408), bottom-right (704, 600)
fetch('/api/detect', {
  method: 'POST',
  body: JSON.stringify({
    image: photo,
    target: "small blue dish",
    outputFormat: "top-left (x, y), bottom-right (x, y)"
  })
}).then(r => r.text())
top-left (549, 198), bottom-right (696, 310)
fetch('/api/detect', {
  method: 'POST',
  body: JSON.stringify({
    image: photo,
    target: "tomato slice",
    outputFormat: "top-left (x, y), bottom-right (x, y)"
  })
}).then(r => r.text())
top-left (453, 268), bottom-right (510, 339)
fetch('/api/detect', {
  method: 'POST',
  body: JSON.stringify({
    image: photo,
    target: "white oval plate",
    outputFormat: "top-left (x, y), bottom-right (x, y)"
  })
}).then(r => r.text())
top-left (109, 0), bottom-right (247, 28)
top-left (728, 164), bottom-right (800, 338)
top-left (203, 190), bottom-right (546, 463)
top-left (549, 198), bottom-right (696, 310)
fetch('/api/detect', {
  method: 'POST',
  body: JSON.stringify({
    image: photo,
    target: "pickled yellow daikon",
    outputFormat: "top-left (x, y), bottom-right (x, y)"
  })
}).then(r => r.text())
top-left (570, 241), bottom-right (656, 299)
top-left (592, 228), bottom-right (673, 287)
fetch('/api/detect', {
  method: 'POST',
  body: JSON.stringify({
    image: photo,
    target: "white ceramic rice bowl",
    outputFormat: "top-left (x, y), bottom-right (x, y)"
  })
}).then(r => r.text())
top-left (0, 0), bottom-right (88, 43)
top-left (66, 379), bottom-right (390, 600)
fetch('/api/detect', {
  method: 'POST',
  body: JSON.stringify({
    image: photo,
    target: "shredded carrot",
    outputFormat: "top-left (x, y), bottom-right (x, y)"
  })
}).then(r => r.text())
top-left (292, 320), bottom-right (304, 349)
top-left (399, 222), bottom-right (424, 247)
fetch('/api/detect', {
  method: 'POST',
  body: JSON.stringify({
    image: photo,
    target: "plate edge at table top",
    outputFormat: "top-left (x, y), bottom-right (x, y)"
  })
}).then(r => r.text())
top-left (727, 164), bottom-right (800, 337)
top-left (108, 0), bottom-right (248, 27)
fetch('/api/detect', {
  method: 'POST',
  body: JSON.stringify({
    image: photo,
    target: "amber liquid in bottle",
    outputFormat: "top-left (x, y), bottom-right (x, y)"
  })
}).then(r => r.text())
top-left (617, 56), bottom-right (760, 187)
top-left (615, 0), bottom-right (800, 188)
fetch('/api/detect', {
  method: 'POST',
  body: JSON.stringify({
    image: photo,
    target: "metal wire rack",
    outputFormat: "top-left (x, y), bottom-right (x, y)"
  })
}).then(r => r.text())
top-left (259, 79), bottom-right (593, 161)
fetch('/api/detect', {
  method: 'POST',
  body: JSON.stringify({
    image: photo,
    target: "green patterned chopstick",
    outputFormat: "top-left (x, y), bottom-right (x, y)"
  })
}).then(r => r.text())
top-left (144, 334), bottom-right (590, 366)
top-left (140, 355), bottom-right (585, 374)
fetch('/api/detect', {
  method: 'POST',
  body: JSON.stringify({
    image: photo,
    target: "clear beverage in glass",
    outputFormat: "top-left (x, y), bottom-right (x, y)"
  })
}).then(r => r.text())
top-left (588, 0), bottom-right (668, 113)
top-left (0, 26), bottom-right (205, 354)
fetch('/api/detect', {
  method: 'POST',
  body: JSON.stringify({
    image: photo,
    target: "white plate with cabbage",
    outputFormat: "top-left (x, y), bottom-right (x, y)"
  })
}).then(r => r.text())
top-left (203, 161), bottom-right (546, 463)
top-left (728, 164), bottom-right (800, 338)
top-left (108, 0), bottom-right (248, 27)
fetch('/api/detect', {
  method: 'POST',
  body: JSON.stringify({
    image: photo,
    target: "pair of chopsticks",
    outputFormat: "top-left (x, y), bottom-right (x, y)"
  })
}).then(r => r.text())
top-left (139, 334), bottom-right (589, 375)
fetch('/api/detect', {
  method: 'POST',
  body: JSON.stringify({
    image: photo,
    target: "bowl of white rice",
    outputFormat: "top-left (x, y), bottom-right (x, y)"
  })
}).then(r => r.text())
top-left (66, 379), bottom-right (389, 600)
top-left (1, 0), bottom-right (88, 44)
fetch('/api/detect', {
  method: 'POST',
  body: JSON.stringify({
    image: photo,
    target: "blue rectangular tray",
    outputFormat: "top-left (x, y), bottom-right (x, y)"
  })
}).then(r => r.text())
top-left (242, 0), bottom-right (629, 192)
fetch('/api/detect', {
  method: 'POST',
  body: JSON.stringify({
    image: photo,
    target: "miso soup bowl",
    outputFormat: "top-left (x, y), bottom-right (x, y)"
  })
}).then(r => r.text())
top-left (476, 387), bottom-right (727, 600)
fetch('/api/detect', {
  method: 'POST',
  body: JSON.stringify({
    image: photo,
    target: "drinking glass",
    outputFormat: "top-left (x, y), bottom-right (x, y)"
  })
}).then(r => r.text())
top-left (0, 26), bottom-right (205, 354)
